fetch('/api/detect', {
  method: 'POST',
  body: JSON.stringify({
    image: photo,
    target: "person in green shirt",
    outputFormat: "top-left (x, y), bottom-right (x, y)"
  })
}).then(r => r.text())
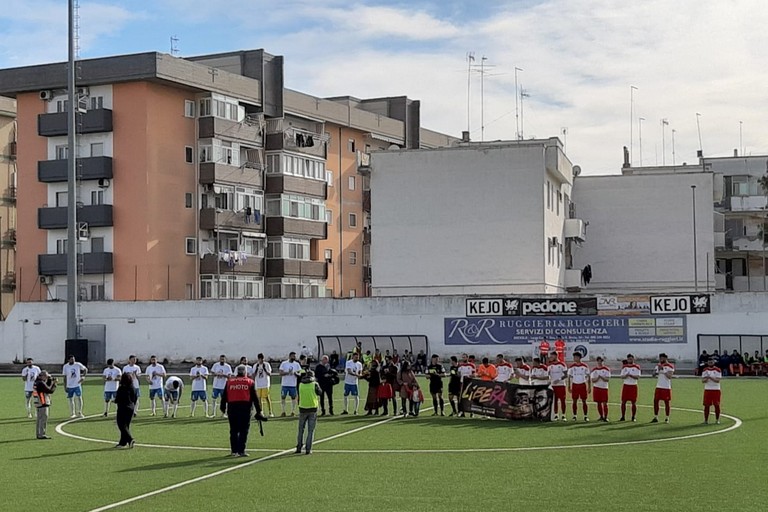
top-left (296, 370), bottom-right (321, 455)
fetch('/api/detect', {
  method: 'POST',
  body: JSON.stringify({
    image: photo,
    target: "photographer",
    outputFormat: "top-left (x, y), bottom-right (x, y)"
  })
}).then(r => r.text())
top-left (220, 365), bottom-right (268, 457)
top-left (33, 371), bottom-right (57, 439)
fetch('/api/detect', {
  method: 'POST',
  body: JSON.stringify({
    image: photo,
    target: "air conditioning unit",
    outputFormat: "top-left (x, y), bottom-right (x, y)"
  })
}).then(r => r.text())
top-left (98, 178), bottom-right (111, 189)
top-left (39, 90), bottom-right (53, 101)
top-left (77, 87), bottom-right (90, 97)
top-left (40, 276), bottom-right (54, 285)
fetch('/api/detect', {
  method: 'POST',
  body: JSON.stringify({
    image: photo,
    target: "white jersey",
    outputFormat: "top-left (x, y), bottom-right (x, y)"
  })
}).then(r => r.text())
top-left (279, 360), bottom-right (301, 387)
top-left (547, 362), bottom-right (568, 387)
top-left (620, 364), bottom-right (641, 386)
top-left (702, 367), bottom-right (722, 391)
top-left (457, 363), bottom-right (476, 380)
top-left (253, 362), bottom-right (272, 389)
top-left (655, 363), bottom-right (675, 390)
top-left (515, 365), bottom-right (532, 385)
top-left (122, 364), bottom-right (142, 389)
top-left (103, 367), bottom-right (122, 392)
top-left (190, 365), bottom-right (209, 391)
top-left (165, 376), bottom-right (184, 392)
top-left (211, 362), bottom-right (233, 390)
top-left (531, 365), bottom-right (550, 385)
top-left (146, 364), bottom-right (166, 390)
top-left (590, 366), bottom-right (611, 389)
top-left (242, 364), bottom-right (254, 378)
top-left (495, 363), bottom-right (514, 382)
top-left (22, 365), bottom-right (41, 392)
top-left (568, 362), bottom-right (590, 385)
top-left (63, 362), bottom-right (87, 388)
top-left (344, 360), bottom-right (363, 385)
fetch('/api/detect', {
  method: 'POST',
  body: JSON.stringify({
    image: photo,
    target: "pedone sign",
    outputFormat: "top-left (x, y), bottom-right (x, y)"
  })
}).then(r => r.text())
top-left (466, 297), bottom-right (597, 317)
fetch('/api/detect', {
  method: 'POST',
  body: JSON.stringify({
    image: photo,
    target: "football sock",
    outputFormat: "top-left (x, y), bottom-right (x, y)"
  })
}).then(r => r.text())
top-left (664, 401), bottom-right (671, 417)
top-left (190, 402), bottom-right (197, 416)
top-left (439, 398), bottom-right (445, 413)
top-left (449, 398), bottom-right (457, 414)
top-left (69, 398), bottom-right (75, 415)
top-left (353, 396), bottom-right (359, 413)
top-left (704, 406), bottom-right (710, 422)
top-left (582, 401), bottom-right (588, 416)
top-left (572, 401), bottom-right (578, 416)
top-left (714, 404), bottom-right (720, 420)
top-left (621, 402), bottom-right (626, 418)
top-left (653, 400), bottom-right (660, 416)
top-left (631, 403), bottom-right (637, 418)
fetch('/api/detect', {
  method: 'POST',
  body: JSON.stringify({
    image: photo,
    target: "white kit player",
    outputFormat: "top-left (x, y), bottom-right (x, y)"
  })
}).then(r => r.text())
top-left (254, 353), bottom-right (274, 417)
top-left (456, 353), bottom-right (476, 418)
top-left (514, 357), bottom-right (531, 385)
top-left (547, 352), bottom-right (568, 421)
top-left (279, 352), bottom-right (302, 417)
top-left (494, 355), bottom-right (514, 383)
top-left (63, 355), bottom-right (87, 418)
top-left (145, 355), bottom-right (166, 416)
top-left (21, 358), bottom-right (41, 418)
top-left (210, 355), bottom-right (233, 418)
top-left (189, 356), bottom-right (210, 418)
top-left (102, 359), bottom-right (122, 416)
top-left (652, 353), bottom-right (675, 423)
top-left (164, 376), bottom-right (184, 418)
top-left (530, 357), bottom-right (550, 385)
top-left (567, 352), bottom-right (591, 422)
top-left (122, 355), bottom-right (142, 416)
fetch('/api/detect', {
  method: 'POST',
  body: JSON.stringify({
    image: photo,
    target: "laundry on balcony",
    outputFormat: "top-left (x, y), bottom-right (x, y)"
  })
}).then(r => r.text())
top-left (219, 250), bottom-right (248, 267)
top-left (294, 132), bottom-right (315, 148)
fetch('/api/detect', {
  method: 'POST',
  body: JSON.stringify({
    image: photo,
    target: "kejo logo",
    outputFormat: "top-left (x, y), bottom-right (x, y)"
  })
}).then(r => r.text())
top-left (650, 295), bottom-right (711, 315)
top-left (465, 298), bottom-right (520, 317)
top-left (521, 299), bottom-right (579, 316)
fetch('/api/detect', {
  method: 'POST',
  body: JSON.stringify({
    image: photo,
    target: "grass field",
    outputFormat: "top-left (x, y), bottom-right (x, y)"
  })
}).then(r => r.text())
top-left (1, 374), bottom-right (766, 511)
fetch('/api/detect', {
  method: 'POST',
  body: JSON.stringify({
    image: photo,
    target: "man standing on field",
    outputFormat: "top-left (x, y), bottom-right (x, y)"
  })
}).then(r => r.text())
top-left (254, 354), bottom-right (274, 417)
top-left (189, 357), bottom-right (211, 418)
top-left (567, 352), bottom-right (590, 422)
top-left (21, 358), bottom-right (41, 418)
top-left (590, 356), bottom-right (611, 422)
top-left (145, 355), bottom-right (166, 417)
top-left (102, 359), bottom-right (121, 417)
top-left (651, 353), bottom-right (675, 423)
top-left (63, 355), bottom-right (87, 418)
top-left (342, 352), bottom-right (363, 415)
top-left (701, 358), bottom-right (722, 424)
top-left (211, 355), bottom-right (233, 418)
top-left (122, 355), bottom-right (142, 416)
top-left (619, 354), bottom-right (641, 422)
top-left (547, 352), bottom-right (568, 421)
top-left (279, 352), bottom-right (302, 417)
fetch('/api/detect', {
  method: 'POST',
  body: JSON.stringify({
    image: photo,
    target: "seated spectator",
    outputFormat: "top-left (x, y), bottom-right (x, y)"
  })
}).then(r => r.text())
top-left (717, 351), bottom-right (730, 377)
top-left (696, 350), bottom-right (709, 376)
top-left (743, 352), bottom-right (755, 375)
top-left (729, 350), bottom-right (744, 376)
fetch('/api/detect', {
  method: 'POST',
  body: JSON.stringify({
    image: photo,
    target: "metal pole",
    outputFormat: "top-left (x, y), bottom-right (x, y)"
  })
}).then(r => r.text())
top-left (696, 113), bottom-right (703, 156)
top-left (639, 118), bottom-right (645, 166)
top-left (692, 185), bottom-right (698, 292)
top-left (466, 52), bottom-right (474, 135)
top-left (672, 129), bottom-right (676, 166)
top-left (515, 67), bottom-right (523, 140)
top-left (480, 56), bottom-right (487, 142)
top-left (66, 0), bottom-right (79, 340)
top-left (216, 209), bottom-right (221, 298)
top-left (630, 86), bottom-right (637, 165)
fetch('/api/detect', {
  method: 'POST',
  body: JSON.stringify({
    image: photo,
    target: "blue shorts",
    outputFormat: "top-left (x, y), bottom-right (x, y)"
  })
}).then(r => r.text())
top-left (25, 391), bottom-right (33, 399)
top-left (66, 386), bottom-right (82, 398)
top-left (134, 387), bottom-right (141, 397)
top-left (212, 388), bottom-right (225, 399)
top-left (191, 390), bottom-right (207, 401)
top-left (104, 391), bottom-right (116, 402)
top-left (165, 390), bottom-right (179, 402)
top-left (344, 384), bottom-right (359, 396)
top-left (150, 388), bottom-right (164, 400)
top-left (281, 386), bottom-right (297, 399)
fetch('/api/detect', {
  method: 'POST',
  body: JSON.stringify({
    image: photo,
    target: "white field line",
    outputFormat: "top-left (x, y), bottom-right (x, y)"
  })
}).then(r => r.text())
top-left (85, 409), bottom-right (410, 512)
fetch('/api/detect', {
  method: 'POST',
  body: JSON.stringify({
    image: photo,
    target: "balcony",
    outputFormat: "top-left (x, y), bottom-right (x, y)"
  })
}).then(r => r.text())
top-left (265, 175), bottom-right (327, 198)
top-left (564, 218), bottom-right (586, 241)
top-left (3, 185), bottom-right (16, 202)
top-left (714, 231), bottom-right (726, 249)
top-left (266, 259), bottom-right (327, 279)
top-left (363, 226), bottom-right (371, 245)
top-left (357, 151), bottom-right (371, 175)
top-left (1, 271), bottom-right (15, 292)
top-left (564, 268), bottom-right (582, 291)
top-left (38, 204), bottom-right (113, 229)
top-left (199, 162), bottom-right (263, 188)
top-left (38, 252), bottom-right (114, 276)
top-left (200, 208), bottom-right (264, 231)
top-left (265, 127), bottom-right (327, 158)
top-left (265, 217), bottom-right (327, 239)
top-left (8, 141), bottom-right (16, 159)
top-left (198, 117), bottom-right (263, 145)
top-left (38, 109), bottom-right (113, 137)
top-left (200, 253), bottom-right (264, 275)
top-left (38, 156), bottom-right (113, 183)
top-left (363, 265), bottom-right (372, 282)
top-left (733, 237), bottom-right (765, 252)
top-left (363, 190), bottom-right (371, 212)
top-left (730, 195), bottom-right (768, 212)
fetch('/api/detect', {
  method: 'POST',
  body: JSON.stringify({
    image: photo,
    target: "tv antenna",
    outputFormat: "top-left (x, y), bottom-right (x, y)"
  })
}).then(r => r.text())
top-left (466, 52), bottom-right (474, 136)
top-left (471, 57), bottom-right (503, 142)
top-left (520, 85), bottom-right (530, 139)
top-left (515, 67), bottom-right (523, 139)
top-left (170, 35), bottom-right (180, 56)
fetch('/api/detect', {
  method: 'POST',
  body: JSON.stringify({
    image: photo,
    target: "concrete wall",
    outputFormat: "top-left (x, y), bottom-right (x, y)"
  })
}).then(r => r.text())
top-left (573, 171), bottom-right (715, 293)
top-left (370, 143), bottom-right (552, 296)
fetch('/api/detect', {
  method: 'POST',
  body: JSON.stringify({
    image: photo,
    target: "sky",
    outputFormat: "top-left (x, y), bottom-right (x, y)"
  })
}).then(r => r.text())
top-left (1, 0), bottom-right (767, 174)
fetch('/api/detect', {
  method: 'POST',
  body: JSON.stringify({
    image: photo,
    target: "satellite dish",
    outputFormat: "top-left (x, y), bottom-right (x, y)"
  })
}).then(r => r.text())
top-left (573, 165), bottom-right (582, 177)
top-left (388, 144), bottom-right (400, 150)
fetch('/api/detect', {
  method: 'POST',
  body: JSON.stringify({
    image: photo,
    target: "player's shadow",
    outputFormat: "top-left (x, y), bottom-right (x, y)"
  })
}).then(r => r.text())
top-left (118, 455), bottom-right (239, 472)
top-left (0, 418), bottom-right (37, 425)
top-left (15, 447), bottom-right (113, 460)
top-left (408, 417), bottom-right (559, 430)
top-left (0, 438), bottom-right (41, 445)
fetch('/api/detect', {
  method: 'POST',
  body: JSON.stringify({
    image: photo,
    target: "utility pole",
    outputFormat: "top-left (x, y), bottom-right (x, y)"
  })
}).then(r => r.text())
top-left (638, 117), bottom-right (645, 166)
top-left (692, 185), bottom-right (698, 292)
top-left (661, 119), bottom-right (669, 166)
top-left (696, 113), bottom-right (703, 156)
top-left (515, 67), bottom-right (523, 140)
top-left (466, 52), bottom-right (474, 136)
top-left (630, 86), bottom-right (637, 164)
top-left (480, 56), bottom-right (488, 142)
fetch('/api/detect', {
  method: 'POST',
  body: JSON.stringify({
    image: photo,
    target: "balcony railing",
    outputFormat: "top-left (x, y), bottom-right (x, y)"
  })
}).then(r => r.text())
top-left (38, 204), bottom-right (113, 229)
top-left (265, 124), bottom-right (327, 158)
top-left (198, 116), bottom-right (263, 145)
top-left (38, 109), bottom-right (113, 137)
top-left (200, 252), bottom-right (264, 274)
top-left (729, 195), bottom-right (768, 212)
top-left (200, 208), bottom-right (264, 231)
top-left (38, 252), bottom-right (114, 275)
top-left (265, 175), bottom-right (327, 199)
top-left (266, 259), bottom-right (327, 279)
top-left (199, 162), bottom-right (264, 188)
top-left (38, 156), bottom-right (113, 183)
top-left (265, 217), bottom-right (327, 239)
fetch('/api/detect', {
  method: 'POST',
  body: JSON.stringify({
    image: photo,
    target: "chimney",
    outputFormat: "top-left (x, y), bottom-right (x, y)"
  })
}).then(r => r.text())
top-left (461, 131), bottom-right (470, 143)
top-left (622, 146), bottom-right (630, 168)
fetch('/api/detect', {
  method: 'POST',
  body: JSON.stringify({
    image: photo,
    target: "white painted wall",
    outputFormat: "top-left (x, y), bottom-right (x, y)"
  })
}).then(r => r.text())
top-left (572, 171), bottom-right (715, 293)
top-left (371, 140), bottom-right (573, 296)
top-left (1, 293), bottom-right (766, 365)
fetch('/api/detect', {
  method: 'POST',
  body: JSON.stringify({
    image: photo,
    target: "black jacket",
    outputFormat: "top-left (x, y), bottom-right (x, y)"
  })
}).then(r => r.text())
top-left (315, 363), bottom-right (339, 389)
top-left (115, 385), bottom-right (137, 410)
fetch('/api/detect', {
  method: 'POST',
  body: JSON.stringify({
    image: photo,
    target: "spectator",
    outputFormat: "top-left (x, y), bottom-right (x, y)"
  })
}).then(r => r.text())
top-left (391, 350), bottom-right (400, 366)
top-left (296, 370), bottom-right (321, 455)
top-left (362, 350), bottom-right (373, 369)
top-left (415, 350), bottom-right (428, 374)
top-left (729, 350), bottom-right (744, 376)
top-left (718, 351), bottom-right (730, 377)
top-left (363, 360), bottom-right (381, 416)
top-left (381, 356), bottom-right (399, 415)
top-left (329, 350), bottom-right (340, 370)
top-left (33, 371), bottom-right (56, 439)
top-left (696, 350), bottom-right (709, 376)
top-left (301, 345), bottom-right (314, 363)
top-left (410, 382), bottom-right (425, 417)
top-left (314, 355), bottom-right (339, 416)
top-left (373, 349), bottom-right (383, 364)
top-left (114, 372), bottom-right (137, 448)
top-left (397, 361), bottom-right (417, 416)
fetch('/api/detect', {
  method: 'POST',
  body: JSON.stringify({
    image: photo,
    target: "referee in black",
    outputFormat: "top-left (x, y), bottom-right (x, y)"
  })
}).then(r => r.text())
top-left (220, 365), bottom-right (267, 457)
top-left (426, 354), bottom-right (446, 416)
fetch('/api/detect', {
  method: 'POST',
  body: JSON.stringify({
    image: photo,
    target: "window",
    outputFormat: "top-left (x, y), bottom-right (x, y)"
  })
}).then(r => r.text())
top-left (348, 176), bottom-right (356, 190)
top-left (186, 237), bottom-right (197, 255)
top-left (349, 289), bottom-right (356, 298)
top-left (185, 193), bottom-right (193, 208)
top-left (556, 190), bottom-right (560, 216)
top-left (184, 100), bottom-right (195, 118)
top-left (55, 145), bottom-right (68, 160)
top-left (56, 239), bottom-right (67, 254)
top-left (186, 284), bottom-right (194, 300)
top-left (265, 277), bottom-right (323, 298)
top-left (348, 139), bottom-right (355, 153)
top-left (241, 237), bottom-right (264, 257)
top-left (90, 143), bottom-right (104, 157)
top-left (325, 209), bottom-right (333, 225)
top-left (185, 146), bottom-right (193, 163)
top-left (546, 181), bottom-right (551, 210)
top-left (235, 187), bottom-right (263, 213)
top-left (91, 237), bottom-right (104, 253)
top-left (324, 249), bottom-right (332, 262)
top-left (265, 194), bottom-right (326, 221)
top-left (90, 96), bottom-right (104, 110)
top-left (266, 237), bottom-right (310, 260)
top-left (349, 251), bottom-right (357, 265)
top-left (200, 274), bottom-right (263, 299)
top-left (56, 100), bottom-right (68, 113)
top-left (349, 213), bottom-right (357, 228)
top-left (91, 190), bottom-right (104, 205)
top-left (56, 191), bottom-right (68, 207)
top-left (326, 170), bottom-right (334, 186)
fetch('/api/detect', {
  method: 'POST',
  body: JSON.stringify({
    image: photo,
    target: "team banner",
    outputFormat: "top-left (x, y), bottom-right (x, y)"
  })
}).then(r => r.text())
top-left (445, 315), bottom-right (687, 344)
top-left (459, 378), bottom-right (553, 421)
top-left (466, 297), bottom-right (597, 317)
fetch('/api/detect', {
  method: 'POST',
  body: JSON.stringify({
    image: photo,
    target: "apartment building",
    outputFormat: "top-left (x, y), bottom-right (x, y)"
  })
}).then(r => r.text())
top-left (370, 138), bottom-right (585, 296)
top-left (0, 96), bottom-right (17, 317)
top-left (0, 50), bottom-right (455, 303)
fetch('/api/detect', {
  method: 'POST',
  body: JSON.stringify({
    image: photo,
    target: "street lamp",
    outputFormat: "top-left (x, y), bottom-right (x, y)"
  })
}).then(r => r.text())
top-left (215, 208), bottom-right (222, 298)
top-left (692, 185), bottom-right (698, 292)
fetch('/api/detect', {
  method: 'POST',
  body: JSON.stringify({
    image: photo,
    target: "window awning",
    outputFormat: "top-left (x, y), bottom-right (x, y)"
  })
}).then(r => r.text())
top-left (242, 231), bottom-right (266, 238)
top-left (367, 132), bottom-right (403, 145)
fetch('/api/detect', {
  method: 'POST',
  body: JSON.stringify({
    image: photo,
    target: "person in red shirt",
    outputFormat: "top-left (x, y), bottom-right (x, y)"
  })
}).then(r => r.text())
top-left (476, 357), bottom-right (498, 381)
top-left (538, 338), bottom-right (550, 361)
top-left (554, 338), bottom-right (566, 364)
top-left (220, 365), bottom-right (268, 457)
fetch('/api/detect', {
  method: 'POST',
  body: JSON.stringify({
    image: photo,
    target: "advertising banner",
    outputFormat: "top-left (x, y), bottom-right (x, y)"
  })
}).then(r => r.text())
top-left (459, 378), bottom-right (553, 421)
top-left (466, 297), bottom-right (598, 317)
top-left (445, 315), bottom-right (687, 345)
top-left (596, 295), bottom-right (651, 316)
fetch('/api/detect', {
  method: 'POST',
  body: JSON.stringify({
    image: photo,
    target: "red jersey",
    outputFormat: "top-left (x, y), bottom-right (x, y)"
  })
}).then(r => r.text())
top-left (539, 340), bottom-right (550, 354)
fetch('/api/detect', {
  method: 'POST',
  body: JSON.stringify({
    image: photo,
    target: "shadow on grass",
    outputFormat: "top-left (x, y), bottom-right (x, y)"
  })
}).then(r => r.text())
top-left (0, 438), bottom-right (42, 445)
top-left (118, 454), bottom-right (245, 472)
top-left (15, 447), bottom-right (114, 460)
top-left (0, 417), bottom-right (36, 426)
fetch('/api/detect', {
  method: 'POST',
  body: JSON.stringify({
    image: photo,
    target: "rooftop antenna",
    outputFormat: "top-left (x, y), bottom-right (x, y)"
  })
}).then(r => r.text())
top-left (561, 127), bottom-right (568, 152)
top-left (520, 85), bottom-right (530, 139)
top-left (170, 35), bottom-right (180, 56)
top-left (695, 113), bottom-right (703, 157)
top-left (672, 128), bottom-right (677, 165)
top-left (630, 85), bottom-right (637, 164)
top-left (739, 120), bottom-right (743, 156)
top-left (638, 117), bottom-right (645, 166)
top-left (661, 118), bottom-right (669, 165)
top-left (466, 52), bottom-right (474, 136)
top-left (479, 56), bottom-right (490, 142)
top-left (515, 67), bottom-right (523, 140)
